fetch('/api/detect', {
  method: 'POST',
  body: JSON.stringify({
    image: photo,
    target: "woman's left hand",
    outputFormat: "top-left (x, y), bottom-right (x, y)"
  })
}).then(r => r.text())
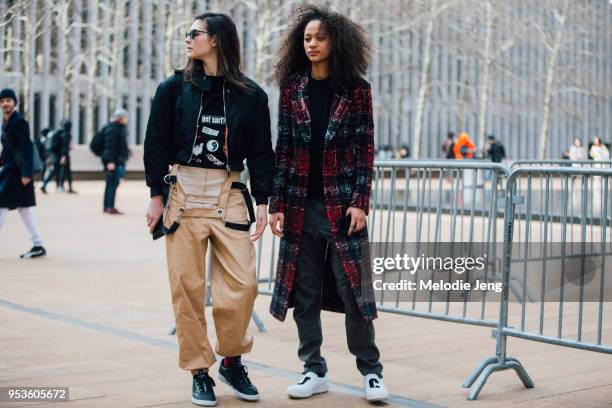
top-left (346, 207), bottom-right (367, 236)
top-left (251, 204), bottom-right (268, 242)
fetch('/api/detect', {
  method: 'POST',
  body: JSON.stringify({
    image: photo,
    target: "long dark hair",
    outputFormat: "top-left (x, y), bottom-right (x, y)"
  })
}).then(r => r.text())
top-left (274, 4), bottom-right (371, 88)
top-left (182, 12), bottom-right (251, 92)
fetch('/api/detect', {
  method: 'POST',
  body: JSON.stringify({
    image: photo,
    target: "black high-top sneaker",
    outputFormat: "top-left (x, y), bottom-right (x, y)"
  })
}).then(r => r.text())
top-left (192, 370), bottom-right (216, 406)
top-left (218, 357), bottom-right (259, 401)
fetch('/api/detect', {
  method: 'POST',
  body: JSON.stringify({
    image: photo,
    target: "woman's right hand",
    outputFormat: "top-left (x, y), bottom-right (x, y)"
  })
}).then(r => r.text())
top-left (269, 212), bottom-right (284, 237)
top-left (146, 195), bottom-right (165, 233)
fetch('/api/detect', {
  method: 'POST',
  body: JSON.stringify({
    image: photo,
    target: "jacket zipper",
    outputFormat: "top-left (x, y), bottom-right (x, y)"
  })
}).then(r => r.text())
top-left (222, 81), bottom-right (230, 175)
top-left (188, 90), bottom-right (204, 164)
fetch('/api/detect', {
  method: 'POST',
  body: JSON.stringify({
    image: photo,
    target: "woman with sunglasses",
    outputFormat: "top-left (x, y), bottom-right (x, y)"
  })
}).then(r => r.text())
top-left (268, 4), bottom-right (389, 403)
top-left (144, 12), bottom-right (273, 407)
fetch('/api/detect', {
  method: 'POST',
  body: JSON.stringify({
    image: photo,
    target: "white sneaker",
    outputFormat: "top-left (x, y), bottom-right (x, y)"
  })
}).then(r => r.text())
top-left (363, 373), bottom-right (389, 402)
top-left (287, 372), bottom-right (329, 399)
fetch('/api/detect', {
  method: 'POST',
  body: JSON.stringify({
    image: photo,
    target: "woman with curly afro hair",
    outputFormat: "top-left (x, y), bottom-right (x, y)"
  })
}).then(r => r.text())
top-left (268, 4), bottom-right (389, 402)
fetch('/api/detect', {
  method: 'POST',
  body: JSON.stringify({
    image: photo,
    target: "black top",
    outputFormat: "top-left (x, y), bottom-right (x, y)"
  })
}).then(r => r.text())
top-left (306, 77), bottom-right (332, 199)
top-left (186, 76), bottom-right (227, 169)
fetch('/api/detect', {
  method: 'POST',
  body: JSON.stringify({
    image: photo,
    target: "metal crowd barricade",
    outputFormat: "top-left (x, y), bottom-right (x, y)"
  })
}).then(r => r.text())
top-left (465, 166), bottom-right (612, 400)
top-left (510, 159), bottom-right (612, 169)
top-left (256, 159), bottom-right (510, 327)
top-left (368, 160), bottom-right (510, 325)
top-left (255, 160), bottom-right (612, 400)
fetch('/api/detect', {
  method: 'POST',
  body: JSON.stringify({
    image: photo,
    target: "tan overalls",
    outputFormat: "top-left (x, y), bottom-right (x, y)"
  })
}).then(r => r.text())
top-left (163, 164), bottom-right (257, 370)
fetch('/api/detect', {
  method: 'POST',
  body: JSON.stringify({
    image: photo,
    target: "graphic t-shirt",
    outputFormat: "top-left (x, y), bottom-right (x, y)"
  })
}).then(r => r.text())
top-left (188, 76), bottom-right (227, 169)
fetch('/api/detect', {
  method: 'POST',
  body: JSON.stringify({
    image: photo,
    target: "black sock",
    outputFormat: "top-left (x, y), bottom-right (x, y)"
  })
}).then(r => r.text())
top-left (192, 368), bottom-right (208, 376)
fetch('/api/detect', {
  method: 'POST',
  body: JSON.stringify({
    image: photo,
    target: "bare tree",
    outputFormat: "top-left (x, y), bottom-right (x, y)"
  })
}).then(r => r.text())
top-left (387, 0), bottom-right (461, 158)
top-left (468, 0), bottom-right (520, 148)
top-left (524, 0), bottom-right (608, 159)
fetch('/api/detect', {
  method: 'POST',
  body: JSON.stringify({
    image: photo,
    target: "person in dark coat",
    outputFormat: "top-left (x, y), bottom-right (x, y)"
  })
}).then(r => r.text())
top-left (41, 120), bottom-right (76, 194)
top-left (0, 88), bottom-right (46, 258)
top-left (269, 5), bottom-right (388, 402)
top-left (35, 127), bottom-right (50, 181)
top-left (100, 109), bottom-right (130, 214)
top-left (58, 119), bottom-right (76, 193)
top-left (40, 126), bottom-right (67, 193)
top-left (442, 132), bottom-right (455, 159)
top-left (486, 134), bottom-right (506, 163)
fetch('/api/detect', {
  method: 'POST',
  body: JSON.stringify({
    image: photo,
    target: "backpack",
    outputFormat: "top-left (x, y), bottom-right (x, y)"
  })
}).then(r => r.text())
top-left (44, 129), bottom-right (59, 153)
top-left (90, 126), bottom-right (106, 156)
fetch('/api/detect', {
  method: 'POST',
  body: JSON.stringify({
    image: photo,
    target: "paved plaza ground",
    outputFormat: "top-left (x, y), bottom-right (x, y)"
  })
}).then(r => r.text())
top-left (1, 181), bottom-right (611, 407)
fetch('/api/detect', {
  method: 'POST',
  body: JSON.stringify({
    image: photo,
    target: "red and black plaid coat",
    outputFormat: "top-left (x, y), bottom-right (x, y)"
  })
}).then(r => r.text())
top-left (269, 72), bottom-right (377, 321)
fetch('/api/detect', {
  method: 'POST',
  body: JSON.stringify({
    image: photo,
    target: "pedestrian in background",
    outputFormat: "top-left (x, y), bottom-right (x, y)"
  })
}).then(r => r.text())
top-left (589, 136), bottom-right (610, 161)
top-left (485, 134), bottom-right (506, 163)
top-left (442, 132), bottom-right (455, 159)
top-left (101, 109), bottom-right (129, 215)
top-left (35, 127), bottom-right (50, 181)
top-left (0, 88), bottom-right (47, 258)
top-left (40, 126), bottom-right (67, 193)
top-left (453, 132), bottom-right (476, 160)
top-left (57, 119), bottom-right (76, 193)
top-left (398, 144), bottom-right (410, 159)
top-left (568, 138), bottom-right (586, 167)
top-left (569, 138), bottom-right (586, 161)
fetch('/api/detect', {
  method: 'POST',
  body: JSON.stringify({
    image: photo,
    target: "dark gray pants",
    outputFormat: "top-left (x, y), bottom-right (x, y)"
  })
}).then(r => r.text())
top-left (293, 199), bottom-right (383, 377)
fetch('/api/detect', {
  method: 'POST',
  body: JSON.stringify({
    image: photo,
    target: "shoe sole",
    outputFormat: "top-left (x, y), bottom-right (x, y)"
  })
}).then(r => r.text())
top-left (20, 252), bottom-right (46, 259)
top-left (217, 373), bottom-right (260, 401)
top-left (366, 392), bottom-right (390, 402)
top-left (190, 396), bottom-right (217, 407)
top-left (287, 383), bottom-right (329, 399)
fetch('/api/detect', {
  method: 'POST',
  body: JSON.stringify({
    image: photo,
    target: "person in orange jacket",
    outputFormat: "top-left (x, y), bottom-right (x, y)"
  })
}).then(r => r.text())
top-left (453, 132), bottom-right (477, 160)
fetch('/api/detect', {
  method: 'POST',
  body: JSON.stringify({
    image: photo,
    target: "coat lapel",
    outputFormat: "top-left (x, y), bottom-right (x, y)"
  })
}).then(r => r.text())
top-left (292, 74), bottom-right (311, 144)
top-left (292, 72), bottom-right (350, 147)
top-left (324, 91), bottom-right (349, 146)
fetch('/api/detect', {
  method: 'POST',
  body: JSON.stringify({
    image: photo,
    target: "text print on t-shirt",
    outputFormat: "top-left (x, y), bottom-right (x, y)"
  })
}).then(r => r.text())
top-left (190, 114), bottom-right (227, 168)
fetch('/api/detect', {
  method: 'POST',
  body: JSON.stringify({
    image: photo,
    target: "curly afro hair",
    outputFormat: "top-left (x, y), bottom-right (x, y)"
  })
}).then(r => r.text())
top-left (274, 3), bottom-right (371, 88)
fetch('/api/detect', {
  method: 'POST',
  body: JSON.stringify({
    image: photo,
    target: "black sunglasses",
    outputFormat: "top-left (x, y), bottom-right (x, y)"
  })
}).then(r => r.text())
top-left (185, 29), bottom-right (211, 40)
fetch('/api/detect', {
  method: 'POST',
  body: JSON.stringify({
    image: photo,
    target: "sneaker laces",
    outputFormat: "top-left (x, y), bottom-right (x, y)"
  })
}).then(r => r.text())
top-left (238, 365), bottom-right (253, 386)
top-left (297, 373), bottom-right (312, 385)
top-left (195, 374), bottom-right (215, 393)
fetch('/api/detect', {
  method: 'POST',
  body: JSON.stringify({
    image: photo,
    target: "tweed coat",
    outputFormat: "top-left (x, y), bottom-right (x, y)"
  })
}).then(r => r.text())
top-left (269, 72), bottom-right (377, 322)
